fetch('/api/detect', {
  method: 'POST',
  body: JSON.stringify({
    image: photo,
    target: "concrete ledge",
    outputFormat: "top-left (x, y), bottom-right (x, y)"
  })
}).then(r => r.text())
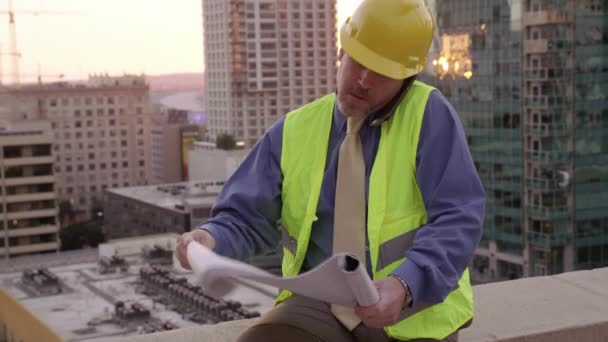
top-left (102, 267), bottom-right (608, 342)
top-left (461, 267), bottom-right (608, 341)
top-left (96, 319), bottom-right (254, 342)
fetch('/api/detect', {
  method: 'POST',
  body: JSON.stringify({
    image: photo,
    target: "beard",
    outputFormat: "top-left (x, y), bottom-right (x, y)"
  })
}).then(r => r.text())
top-left (336, 89), bottom-right (371, 118)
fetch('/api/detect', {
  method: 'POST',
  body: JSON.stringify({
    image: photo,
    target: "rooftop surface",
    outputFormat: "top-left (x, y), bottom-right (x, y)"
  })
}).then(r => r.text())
top-left (102, 267), bottom-right (608, 342)
top-left (107, 181), bottom-right (224, 211)
top-left (0, 248), bottom-right (276, 341)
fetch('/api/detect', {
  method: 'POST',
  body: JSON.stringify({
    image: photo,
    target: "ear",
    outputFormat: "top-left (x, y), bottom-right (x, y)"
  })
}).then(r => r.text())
top-left (338, 49), bottom-right (344, 63)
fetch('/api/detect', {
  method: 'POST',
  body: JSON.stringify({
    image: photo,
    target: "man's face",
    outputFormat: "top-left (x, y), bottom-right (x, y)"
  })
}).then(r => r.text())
top-left (336, 50), bottom-right (405, 119)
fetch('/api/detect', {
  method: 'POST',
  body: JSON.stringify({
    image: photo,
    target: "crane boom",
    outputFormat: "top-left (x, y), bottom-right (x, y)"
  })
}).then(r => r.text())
top-left (8, 0), bottom-right (19, 85)
top-left (1, 2), bottom-right (84, 85)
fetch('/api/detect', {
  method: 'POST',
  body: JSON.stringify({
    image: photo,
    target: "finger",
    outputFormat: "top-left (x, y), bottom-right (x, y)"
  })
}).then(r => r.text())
top-left (373, 278), bottom-right (387, 290)
top-left (176, 249), bottom-right (191, 269)
top-left (194, 230), bottom-right (211, 243)
top-left (176, 244), bottom-right (185, 261)
top-left (176, 234), bottom-right (191, 248)
top-left (355, 305), bottom-right (380, 322)
top-left (175, 236), bottom-right (191, 269)
top-left (178, 248), bottom-right (192, 270)
top-left (182, 234), bottom-right (193, 246)
top-left (193, 230), bottom-right (217, 249)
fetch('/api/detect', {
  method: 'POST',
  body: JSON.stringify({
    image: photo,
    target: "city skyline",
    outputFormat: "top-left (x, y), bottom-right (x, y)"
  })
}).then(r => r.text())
top-left (0, 0), bottom-right (361, 84)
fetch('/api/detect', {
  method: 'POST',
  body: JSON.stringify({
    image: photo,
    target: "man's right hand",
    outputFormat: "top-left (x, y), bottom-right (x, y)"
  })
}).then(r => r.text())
top-left (176, 229), bottom-right (216, 270)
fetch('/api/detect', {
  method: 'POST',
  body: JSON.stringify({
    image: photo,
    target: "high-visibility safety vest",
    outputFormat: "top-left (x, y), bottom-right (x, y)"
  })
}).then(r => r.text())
top-left (277, 81), bottom-right (474, 340)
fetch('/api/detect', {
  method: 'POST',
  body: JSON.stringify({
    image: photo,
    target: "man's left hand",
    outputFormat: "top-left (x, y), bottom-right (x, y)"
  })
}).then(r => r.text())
top-left (354, 277), bottom-right (407, 328)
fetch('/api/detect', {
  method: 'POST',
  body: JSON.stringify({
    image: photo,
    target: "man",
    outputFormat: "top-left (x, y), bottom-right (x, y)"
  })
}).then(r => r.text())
top-left (176, 0), bottom-right (485, 341)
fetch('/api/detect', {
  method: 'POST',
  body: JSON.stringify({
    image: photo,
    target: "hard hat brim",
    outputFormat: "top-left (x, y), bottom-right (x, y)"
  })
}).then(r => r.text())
top-left (341, 27), bottom-right (424, 80)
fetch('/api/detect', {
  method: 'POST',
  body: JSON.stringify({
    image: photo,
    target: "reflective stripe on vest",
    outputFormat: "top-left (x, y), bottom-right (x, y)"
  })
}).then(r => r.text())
top-left (377, 230), bottom-right (417, 272)
top-left (279, 82), bottom-right (474, 340)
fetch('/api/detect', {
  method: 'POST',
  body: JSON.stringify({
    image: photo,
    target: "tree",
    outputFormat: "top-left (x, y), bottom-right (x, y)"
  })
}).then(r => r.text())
top-left (60, 222), bottom-right (106, 251)
top-left (58, 200), bottom-right (76, 227)
top-left (216, 133), bottom-right (237, 150)
top-left (90, 198), bottom-right (104, 223)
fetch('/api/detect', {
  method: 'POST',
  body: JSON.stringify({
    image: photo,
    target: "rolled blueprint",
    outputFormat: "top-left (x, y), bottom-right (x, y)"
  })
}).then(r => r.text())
top-left (187, 241), bottom-right (379, 307)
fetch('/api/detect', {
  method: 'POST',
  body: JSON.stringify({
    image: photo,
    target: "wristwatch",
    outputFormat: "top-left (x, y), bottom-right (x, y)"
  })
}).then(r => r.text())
top-left (388, 274), bottom-right (413, 309)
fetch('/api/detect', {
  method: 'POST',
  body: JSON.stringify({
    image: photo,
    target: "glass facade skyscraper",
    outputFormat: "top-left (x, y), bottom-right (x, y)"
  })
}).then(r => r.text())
top-left (425, 0), bottom-right (607, 282)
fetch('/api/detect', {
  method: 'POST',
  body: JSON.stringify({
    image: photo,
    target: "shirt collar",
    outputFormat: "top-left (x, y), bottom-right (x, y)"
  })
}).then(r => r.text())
top-left (332, 76), bottom-right (417, 132)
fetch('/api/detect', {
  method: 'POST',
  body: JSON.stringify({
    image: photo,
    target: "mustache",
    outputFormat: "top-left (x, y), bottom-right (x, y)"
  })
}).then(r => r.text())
top-left (349, 88), bottom-right (369, 99)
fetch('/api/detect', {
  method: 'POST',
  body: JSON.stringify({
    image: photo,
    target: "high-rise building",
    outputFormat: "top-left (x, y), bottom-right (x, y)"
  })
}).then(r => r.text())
top-left (7, 75), bottom-right (155, 220)
top-left (430, 0), bottom-right (607, 282)
top-left (202, 0), bottom-right (338, 146)
top-left (0, 121), bottom-right (59, 258)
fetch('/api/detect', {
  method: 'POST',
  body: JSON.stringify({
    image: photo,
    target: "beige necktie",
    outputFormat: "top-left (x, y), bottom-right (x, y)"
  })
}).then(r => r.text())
top-left (331, 116), bottom-right (367, 330)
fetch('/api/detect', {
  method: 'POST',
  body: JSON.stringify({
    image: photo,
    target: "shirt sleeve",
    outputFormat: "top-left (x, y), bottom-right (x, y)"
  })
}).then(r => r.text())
top-left (197, 118), bottom-right (284, 260)
top-left (390, 90), bottom-right (486, 305)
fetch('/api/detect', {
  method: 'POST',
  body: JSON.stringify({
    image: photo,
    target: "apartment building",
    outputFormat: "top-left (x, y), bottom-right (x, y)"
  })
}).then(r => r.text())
top-left (202, 0), bottom-right (338, 146)
top-left (0, 121), bottom-right (59, 258)
top-left (8, 75), bottom-right (154, 220)
top-left (430, 0), bottom-right (607, 281)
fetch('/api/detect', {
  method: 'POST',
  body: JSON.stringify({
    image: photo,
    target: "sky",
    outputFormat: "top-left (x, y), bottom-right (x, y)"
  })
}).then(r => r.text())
top-left (0, 0), bottom-right (361, 83)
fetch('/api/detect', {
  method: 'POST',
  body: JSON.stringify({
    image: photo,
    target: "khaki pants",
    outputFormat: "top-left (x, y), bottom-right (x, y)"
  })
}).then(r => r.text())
top-left (237, 295), bottom-right (461, 342)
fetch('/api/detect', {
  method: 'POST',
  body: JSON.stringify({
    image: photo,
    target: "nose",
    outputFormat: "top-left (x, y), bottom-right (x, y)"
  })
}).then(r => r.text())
top-left (357, 68), bottom-right (377, 89)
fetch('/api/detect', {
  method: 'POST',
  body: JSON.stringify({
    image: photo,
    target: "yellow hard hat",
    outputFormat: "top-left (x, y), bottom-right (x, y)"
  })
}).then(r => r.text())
top-left (340, 0), bottom-right (434, 80)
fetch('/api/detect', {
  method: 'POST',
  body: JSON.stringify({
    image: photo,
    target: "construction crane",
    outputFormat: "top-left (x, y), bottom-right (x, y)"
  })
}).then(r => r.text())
top-left (0, 44), bottom-right (20, 85)
top-left (0, 0), bottom-right (83, 85)
top-left (3, 72), bottom-right (65, 86)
